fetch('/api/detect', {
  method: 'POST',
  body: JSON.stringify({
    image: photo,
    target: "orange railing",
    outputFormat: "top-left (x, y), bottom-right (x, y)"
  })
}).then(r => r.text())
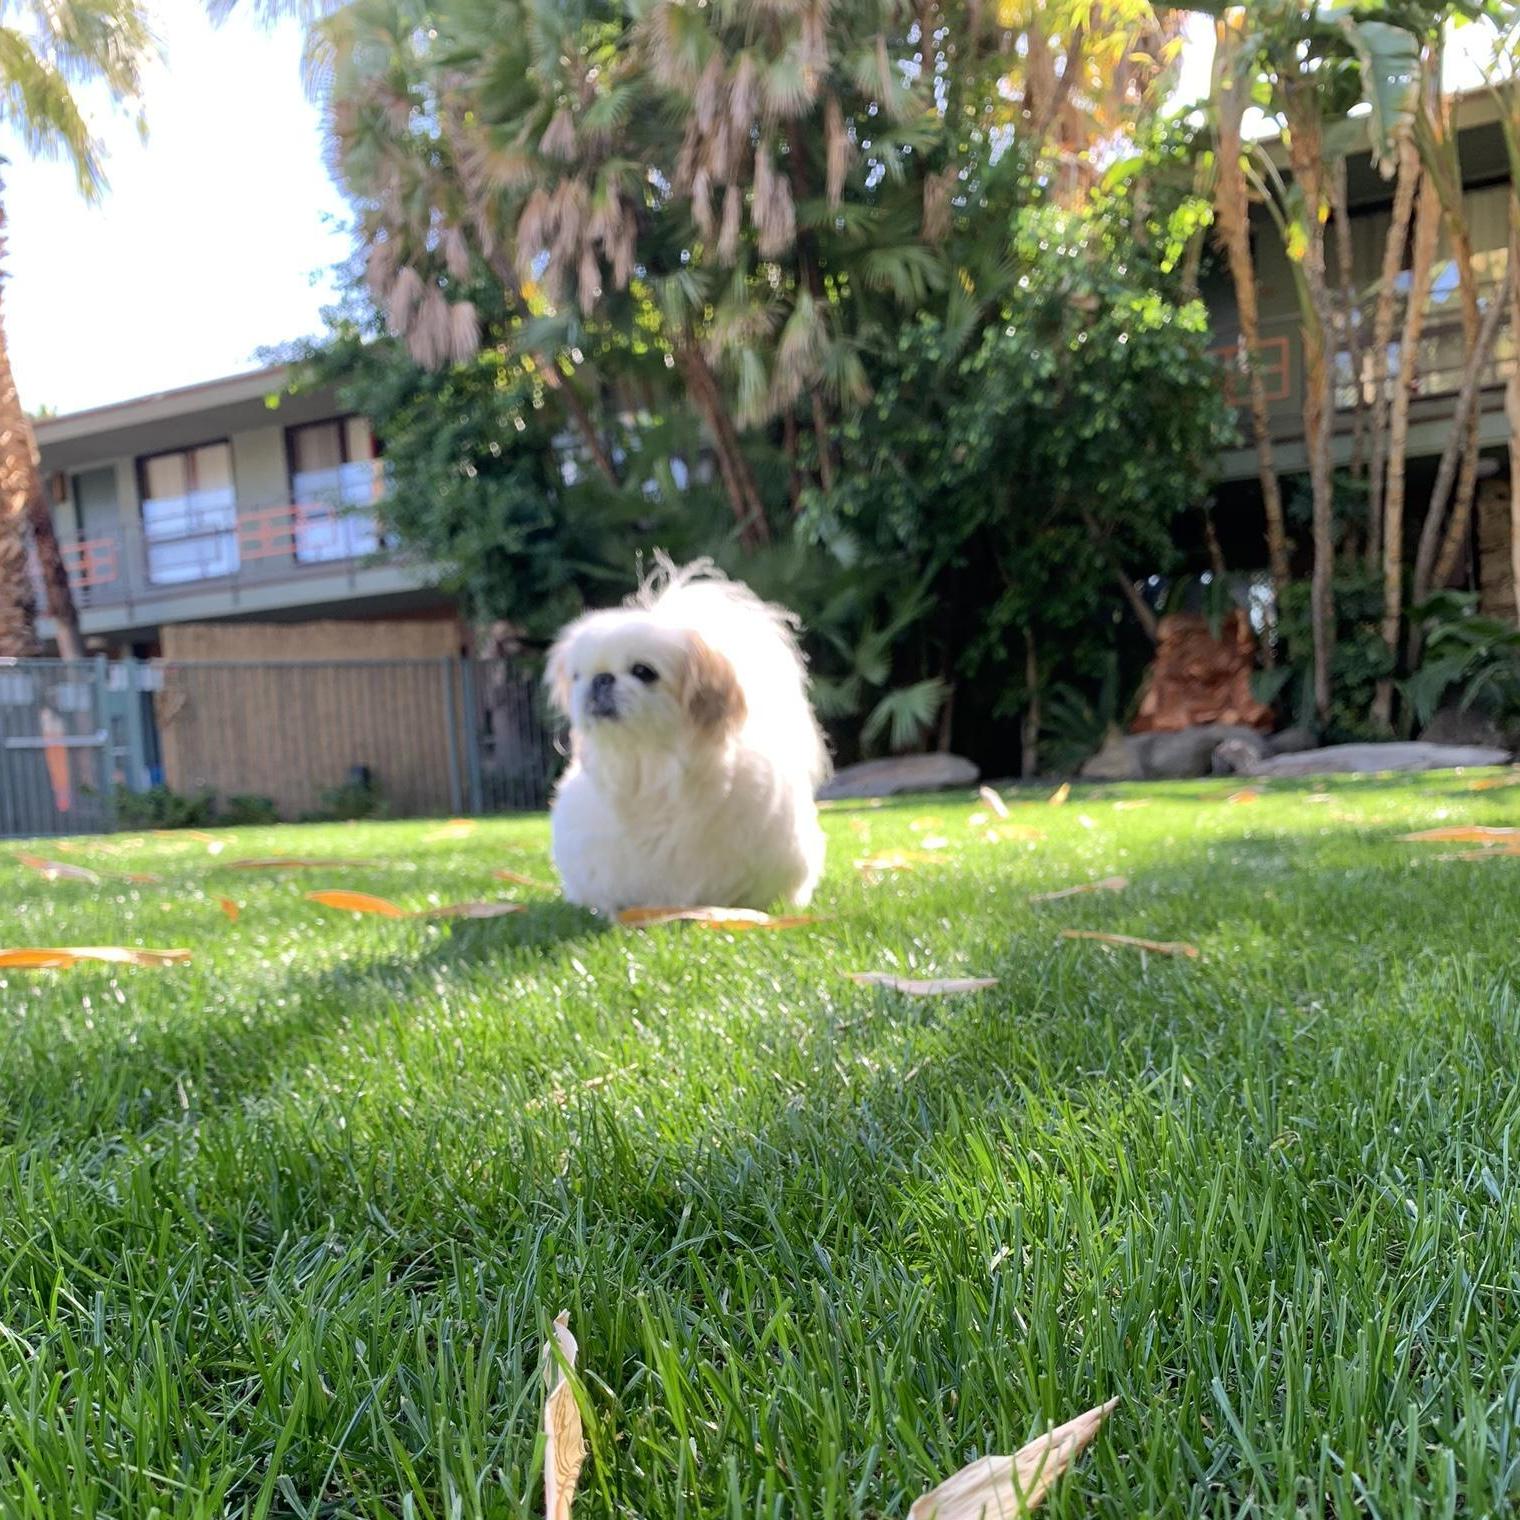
top-left (38, 501), bottom-right (387, 608)
top-left (1209, 334), bottom-right (1292, 406)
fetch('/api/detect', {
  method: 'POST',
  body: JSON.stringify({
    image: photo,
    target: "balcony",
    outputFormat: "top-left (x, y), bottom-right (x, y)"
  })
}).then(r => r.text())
top-left (1209, 295), bottom-right (1518, 479)
top-left (31, 495), bottom-right (399, 624)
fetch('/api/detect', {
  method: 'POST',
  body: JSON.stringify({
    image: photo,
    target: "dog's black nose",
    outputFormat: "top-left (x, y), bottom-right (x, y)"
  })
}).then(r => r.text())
top-left (588, 671), bottom-right (619, 718)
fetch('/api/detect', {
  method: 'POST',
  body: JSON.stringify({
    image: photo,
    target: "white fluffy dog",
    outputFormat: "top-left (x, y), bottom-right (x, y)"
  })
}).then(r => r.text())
top-left (546, 560), bottom-right (828, 915)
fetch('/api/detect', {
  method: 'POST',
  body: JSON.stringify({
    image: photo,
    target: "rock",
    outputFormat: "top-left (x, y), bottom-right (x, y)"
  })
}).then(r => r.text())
top-left (1264, 724), bottom-right (1317, 756)
top-left (1419, 706), bottom-right (1512, 751)
top-left (1141, 723), bottom-right (1266, 780)
top-left (1132, 611), bottom-right (1274, 735)
top-left (818, 752), bottom-right (979, 800)
top-left (1079, 728), bottom-right (1144, 782)
top-left (1216, 740), bottom-right (1512, 779)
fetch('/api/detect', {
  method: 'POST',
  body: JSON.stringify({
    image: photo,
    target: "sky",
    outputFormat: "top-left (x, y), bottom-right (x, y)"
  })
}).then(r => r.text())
top-left (4, 0), bottom-right (351, 416)
top-left (0, 9), bottom-right (1499, 418)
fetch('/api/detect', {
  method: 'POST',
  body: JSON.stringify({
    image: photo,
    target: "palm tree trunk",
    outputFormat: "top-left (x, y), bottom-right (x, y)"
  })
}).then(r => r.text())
top-left (1213, 29), bottom-right (1290, 600)
top-left (1372, 165), bottom-right (1442, 729)
top-left (1283, 82), bottom-right (1337, 725)
top-left (0, 190), bottom-right (42, 658)
top-left (1366, 135), bottom-right (1419, 573)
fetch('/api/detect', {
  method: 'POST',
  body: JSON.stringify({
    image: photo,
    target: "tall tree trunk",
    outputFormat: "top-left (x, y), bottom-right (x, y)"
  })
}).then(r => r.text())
top-left (1020, 626), bottom-right (1040, 780)
top-left (1416, 81), bottom-right (1484, 601)
top-left (1366, 134), bottom-right (1419, 574)
top-left (676, 340), bottom-right (770, 549)
top-left (1372, 164), bottom-right (1442, 729)
top-left (1413, 279), bottom-right (1506, 606)
top-left (0, 189), bottom-right (42, 658)
top-left (1283, 82), bottom-right (1338, 726)
top-left (1331, 158), bottom-right (1368, 483)
top-left (1213, 25), bottom-right (1290, 600)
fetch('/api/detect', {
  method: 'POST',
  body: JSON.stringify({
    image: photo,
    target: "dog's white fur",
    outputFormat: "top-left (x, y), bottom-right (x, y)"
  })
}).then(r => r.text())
top-left (546, 560), bottom-right (829, 914)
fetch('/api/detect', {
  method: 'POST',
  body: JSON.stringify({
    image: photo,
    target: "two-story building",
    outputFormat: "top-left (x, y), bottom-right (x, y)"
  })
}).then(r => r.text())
top-left (33, 363), bottom-right (465, 662)
top-left (1205, 87), bottom-right (1517, 613)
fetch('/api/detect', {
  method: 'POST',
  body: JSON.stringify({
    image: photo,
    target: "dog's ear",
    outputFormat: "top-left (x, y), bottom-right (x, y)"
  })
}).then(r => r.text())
top-left (681, 631), bottom-right (746, 734)
top-left (544, 629), bottom-right (576, 716)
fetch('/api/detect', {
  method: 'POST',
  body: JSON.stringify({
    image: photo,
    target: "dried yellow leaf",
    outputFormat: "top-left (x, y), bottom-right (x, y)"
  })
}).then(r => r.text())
top-left (847, 972), bottom-right (998, 995)
top-left (305, 890), bottom-right (409, 918)
top-left (908, 1399), bottom-right (1117, 1520)
top-left (543, 1312), bottom-right (584, 1520)
top-left (1029, 875), bottom-right (1129, 905)
top-left (494, 868), bottom-right (555, 890)
top-left (218, 898), bottom-right (241, 922)
top-left (0, 946), bottom-right (191, 969)
top-left (1048, 782), bottom-right (1071, 806)
top-left (1226, 789), bottom-right (1260, 804)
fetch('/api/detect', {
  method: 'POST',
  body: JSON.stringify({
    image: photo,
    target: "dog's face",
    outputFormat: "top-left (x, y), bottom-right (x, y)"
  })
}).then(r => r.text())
top-left (546, 610), bottom-right (746, 748)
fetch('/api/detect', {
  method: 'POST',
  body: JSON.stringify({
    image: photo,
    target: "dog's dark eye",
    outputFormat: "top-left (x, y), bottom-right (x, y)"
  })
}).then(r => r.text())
top-left (629, 662), bottom-right (659, 684)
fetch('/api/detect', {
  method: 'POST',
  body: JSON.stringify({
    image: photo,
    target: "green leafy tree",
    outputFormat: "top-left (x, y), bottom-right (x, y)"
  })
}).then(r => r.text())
top-left (802, 181), bottom-right (1237, 767)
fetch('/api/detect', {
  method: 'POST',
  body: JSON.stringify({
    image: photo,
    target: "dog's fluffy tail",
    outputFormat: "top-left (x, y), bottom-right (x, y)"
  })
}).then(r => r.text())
top-left (636, 555), bottom-right (831, 786)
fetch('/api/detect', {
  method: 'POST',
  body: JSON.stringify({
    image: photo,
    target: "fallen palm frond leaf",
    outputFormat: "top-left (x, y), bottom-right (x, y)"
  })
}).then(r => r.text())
top-left (978, 785), bottom-right (1010, 818)
top-left (217, 898), bottom-right (241, 922)
top-left (543, 1312), bottom-right (585, 1520)
top-left (18, 854), bottom-right (101, 885)
top-left (847, 972), bottom-right (998, 995)
top-left (1398, 825), bottom-right (1520, 843)
top-left (908, 1399), bottom-right (1118, 1520)
top-left (1060, 930), bottom-right (1198, 959)
top-left (0, 946), bottom-right (191, 969)
top-left (1048, 782), bottom-right (1071, 806)
top-left (1226, 789), bottom-right (1260, 804)
top-left (427, 900), bottom-right (526, 919)
top-left (616, 905), bottom-right (815, 930)
top-left (121, 871), bottom-right (163, 884)
top-left (1029, 875), bottom-right (1129, 905)
top-left (494, 868), bottom-right (555, 890)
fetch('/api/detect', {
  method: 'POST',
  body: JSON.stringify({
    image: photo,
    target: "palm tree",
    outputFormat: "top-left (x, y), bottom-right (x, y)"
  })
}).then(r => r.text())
top-left (312, 0), bottom-right (1180, 547)
top-left (0, 0), bottom-right (153, 659)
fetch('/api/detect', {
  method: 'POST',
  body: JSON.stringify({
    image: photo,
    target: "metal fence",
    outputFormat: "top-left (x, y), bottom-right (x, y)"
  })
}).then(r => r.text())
top-left (0, 655), bottom-right (561, 839)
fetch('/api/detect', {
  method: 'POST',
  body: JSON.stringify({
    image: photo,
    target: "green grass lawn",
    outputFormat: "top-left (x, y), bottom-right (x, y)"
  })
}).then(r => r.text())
top-left (4, 772), bottom-right (1520, 1517)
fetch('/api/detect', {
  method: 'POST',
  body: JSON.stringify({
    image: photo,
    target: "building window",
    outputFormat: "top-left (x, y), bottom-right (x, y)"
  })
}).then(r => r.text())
top-left (288, 417), bottom-right (382, 564)
top-left (138, 442), bottom-right (238, 585)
